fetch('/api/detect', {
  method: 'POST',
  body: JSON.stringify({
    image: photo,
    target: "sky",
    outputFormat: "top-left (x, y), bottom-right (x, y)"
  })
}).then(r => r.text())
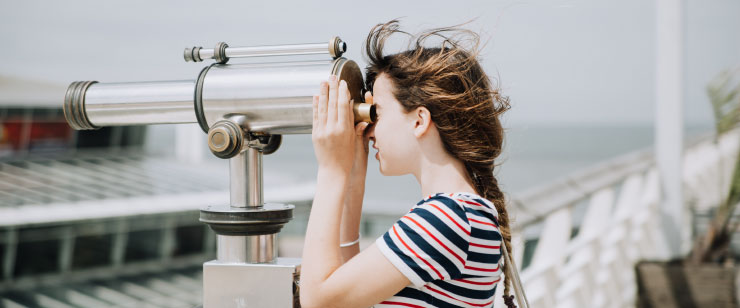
top-left (0, 0), bottom-right (738, 127)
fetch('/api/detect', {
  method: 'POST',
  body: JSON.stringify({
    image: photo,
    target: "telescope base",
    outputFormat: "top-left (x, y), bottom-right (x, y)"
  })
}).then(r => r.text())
top-left (203, 257), bottom-right (301, 308)
top-left (200, 203), bottom-right (294, 236)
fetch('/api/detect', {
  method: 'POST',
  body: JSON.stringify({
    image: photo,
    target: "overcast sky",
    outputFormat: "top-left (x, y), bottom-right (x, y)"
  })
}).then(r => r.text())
top-left (0, 0), bottom-right (738, 126)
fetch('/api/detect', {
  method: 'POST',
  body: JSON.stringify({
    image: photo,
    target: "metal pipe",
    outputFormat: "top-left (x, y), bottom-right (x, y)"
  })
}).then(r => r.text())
top-left (223, 43), bottom-right (335, 58)
top-left (185, 37), bottom-right (346, 63)
top-left (65, 80), bottom-right (197, 129)
top-left (216, 234), bottom-right (276, 263)
top-left (229, 148), bottom-right (263, 208)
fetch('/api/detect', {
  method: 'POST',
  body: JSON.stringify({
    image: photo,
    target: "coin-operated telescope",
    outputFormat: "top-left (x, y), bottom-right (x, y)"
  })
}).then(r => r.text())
top-left (64, 37), bottom-right (375, 308)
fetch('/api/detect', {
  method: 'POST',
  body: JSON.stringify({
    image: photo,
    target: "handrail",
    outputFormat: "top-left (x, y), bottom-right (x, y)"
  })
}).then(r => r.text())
top-left (510, 130), bottom-right (716, 229)
top-left (497, 127), bottom-right (740, 308)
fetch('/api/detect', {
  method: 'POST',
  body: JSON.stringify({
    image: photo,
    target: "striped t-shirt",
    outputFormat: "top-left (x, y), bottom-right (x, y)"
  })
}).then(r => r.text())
top-left (375, 192), bottom-right (503, 308)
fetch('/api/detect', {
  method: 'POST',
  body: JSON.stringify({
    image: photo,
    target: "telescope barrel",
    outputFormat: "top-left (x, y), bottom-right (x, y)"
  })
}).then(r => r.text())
top-left (64, 80), bottom-right (198, 130)
top-left (65, 57), bottom-right (373, 134)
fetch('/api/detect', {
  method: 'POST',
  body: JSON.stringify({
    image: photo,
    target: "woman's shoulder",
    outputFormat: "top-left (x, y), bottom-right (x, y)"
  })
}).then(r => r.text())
top-left (414, 192), bottom-right (499, 221)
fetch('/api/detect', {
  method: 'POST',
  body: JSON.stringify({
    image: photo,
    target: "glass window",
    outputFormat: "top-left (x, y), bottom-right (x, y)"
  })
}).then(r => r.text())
top-left (173, 225), bottom-right (204, 256)
top-left (124, 229), bottom-right (161, 262)
top-left (14, 226), bottom-right (60, 277)
top-left (72, 234), bottom-right (113, 269)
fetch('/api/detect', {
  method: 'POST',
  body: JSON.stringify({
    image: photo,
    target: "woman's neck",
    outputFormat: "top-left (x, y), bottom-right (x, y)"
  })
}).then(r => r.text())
top-left (413, 151), bottom-right (477, 198)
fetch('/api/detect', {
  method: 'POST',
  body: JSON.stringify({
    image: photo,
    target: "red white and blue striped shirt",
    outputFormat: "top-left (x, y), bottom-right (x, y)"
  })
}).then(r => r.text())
top-left (375, 192), bottom-right (502, 308)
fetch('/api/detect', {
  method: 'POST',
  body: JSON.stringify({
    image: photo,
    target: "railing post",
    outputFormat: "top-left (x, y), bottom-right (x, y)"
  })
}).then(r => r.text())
top-left (655, 0), bottom-right (686, 258)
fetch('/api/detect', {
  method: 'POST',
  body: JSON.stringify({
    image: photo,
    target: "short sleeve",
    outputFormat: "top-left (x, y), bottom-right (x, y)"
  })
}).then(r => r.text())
top-left (375, 197), bottom-right (471, 288)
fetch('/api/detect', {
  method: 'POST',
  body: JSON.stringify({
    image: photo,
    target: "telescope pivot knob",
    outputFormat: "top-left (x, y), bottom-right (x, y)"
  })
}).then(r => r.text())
top-left (208, 120), bottom-right (244, 159)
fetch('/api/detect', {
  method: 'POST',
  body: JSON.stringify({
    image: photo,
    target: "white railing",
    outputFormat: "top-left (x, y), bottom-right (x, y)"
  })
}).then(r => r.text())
top-left (494, 128), bottom-right (740, 308)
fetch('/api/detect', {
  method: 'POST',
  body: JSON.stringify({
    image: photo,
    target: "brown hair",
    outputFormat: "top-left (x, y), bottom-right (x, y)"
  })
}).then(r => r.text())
top-left (364, 20), bottom-right (515, 304)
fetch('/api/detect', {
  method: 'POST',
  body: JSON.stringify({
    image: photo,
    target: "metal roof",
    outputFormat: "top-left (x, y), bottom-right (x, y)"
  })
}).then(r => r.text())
top-left (0, 150), bottom-right (229, 227)
top-left (0, 150), bottom-right (317, 228)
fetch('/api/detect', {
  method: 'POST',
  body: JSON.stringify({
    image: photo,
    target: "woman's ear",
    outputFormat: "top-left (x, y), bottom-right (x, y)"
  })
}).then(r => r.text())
top-left (412, 106), bottom-right (432, 138)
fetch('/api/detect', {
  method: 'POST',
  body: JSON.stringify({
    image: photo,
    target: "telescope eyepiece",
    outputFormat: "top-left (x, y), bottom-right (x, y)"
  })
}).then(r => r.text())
top-left (329, 37), bottom-right (346, 59)
top-left (353, 102), bottom-right (376, 124)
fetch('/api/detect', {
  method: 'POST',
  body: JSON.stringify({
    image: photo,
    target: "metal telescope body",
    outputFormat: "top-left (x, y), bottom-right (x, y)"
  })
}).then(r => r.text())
top-left (63, 37), bottom-right (375, 308)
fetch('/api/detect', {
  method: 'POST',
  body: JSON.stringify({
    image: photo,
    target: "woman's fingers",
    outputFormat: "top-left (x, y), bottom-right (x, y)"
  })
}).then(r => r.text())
top-left (327, 75), bottom-right (338, 124)
top-left (318, 81), bottom-right (328, 126)
top-left (364, 91), bottom-right (373, 105)
top-left (312, 94), bottom-right (319, 132)
top-left (337, 80), bottom-right (351, 126)
top-left (317, 76), bottom-right (354, 131)
top-left (354, 121), bottom-right (368, 136)
top-left (354, 122), bottom-right (371, 155)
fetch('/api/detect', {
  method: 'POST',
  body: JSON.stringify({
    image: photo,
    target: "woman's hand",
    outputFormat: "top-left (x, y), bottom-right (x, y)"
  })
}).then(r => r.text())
top-left (349, 91), bottom-right (374, 181)
top-left (312, 75), bottom-right (356, 175)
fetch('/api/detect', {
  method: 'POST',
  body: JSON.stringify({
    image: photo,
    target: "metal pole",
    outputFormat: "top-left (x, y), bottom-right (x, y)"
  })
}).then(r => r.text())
top-left (246, 147), bottom-right (263, 208)
top-left (225, 145), bottom-right (273, 263)
top-left (229, 146), bottom-right (264, 209)
top-left (217, 234), bottom-right (276, 263)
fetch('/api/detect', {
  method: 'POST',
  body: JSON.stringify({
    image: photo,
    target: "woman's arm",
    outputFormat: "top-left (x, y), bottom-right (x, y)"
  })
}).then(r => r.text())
top-left (339, 166), bottom-right (364, 262)
top-left (339, 93), bottom-right (373, 262)
top-left (301, 77), bottom-right (409, 308)
top-left (303, 169), bottom-right (410, 308)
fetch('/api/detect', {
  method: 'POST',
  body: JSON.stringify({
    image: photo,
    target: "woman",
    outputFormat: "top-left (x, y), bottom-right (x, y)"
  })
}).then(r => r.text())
top-left (300, 20), bottom-right (514, 308)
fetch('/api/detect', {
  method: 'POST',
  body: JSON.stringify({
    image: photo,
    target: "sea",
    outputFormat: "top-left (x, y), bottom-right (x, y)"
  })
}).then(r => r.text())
top-left (260, 123), bottom-right (713, 219)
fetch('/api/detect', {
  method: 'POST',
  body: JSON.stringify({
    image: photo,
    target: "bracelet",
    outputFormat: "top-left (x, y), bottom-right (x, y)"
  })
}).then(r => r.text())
top-left (340, 235), bottom-right (361, 248)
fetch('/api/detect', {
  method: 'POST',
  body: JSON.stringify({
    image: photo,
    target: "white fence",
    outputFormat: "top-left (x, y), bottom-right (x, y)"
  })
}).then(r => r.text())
top-left (496, 128), bottom-right (740, 308)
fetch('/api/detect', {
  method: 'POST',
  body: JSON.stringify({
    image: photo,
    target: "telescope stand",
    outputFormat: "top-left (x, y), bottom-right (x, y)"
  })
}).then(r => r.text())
top-left (63, 37), bottom-right (372, 307)
top-left (200, 117), bottom-right (299, 307)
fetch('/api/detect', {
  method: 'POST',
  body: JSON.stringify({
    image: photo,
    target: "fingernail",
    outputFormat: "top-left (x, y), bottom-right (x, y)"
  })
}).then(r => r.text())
top-left (330, 75), bottom-right (336, 81)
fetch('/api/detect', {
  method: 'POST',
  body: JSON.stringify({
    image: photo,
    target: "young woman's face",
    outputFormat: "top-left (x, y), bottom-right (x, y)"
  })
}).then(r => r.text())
top-left (367, 73), bottom-right (419, 176)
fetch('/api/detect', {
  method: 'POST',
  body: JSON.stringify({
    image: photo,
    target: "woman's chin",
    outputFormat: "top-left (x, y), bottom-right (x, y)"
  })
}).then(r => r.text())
top-left (378, 165), bottom-right (404, 177)
top-left (378, 164), bottom-right (393, 176)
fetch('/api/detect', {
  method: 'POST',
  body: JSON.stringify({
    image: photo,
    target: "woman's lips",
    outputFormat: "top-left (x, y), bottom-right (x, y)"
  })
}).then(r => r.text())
top-left (375, 151), bottom-right (379, 160)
